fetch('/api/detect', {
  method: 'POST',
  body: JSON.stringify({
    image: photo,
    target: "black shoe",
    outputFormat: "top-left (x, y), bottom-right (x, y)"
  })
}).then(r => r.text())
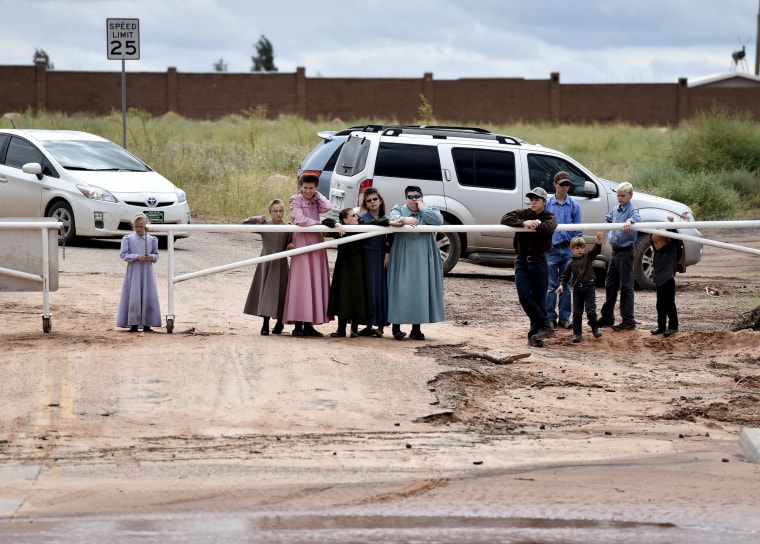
top-left (592, 328), bottom-right (603, 338)
top-left (409, 331), bottom-right (426, 340)
top-left (292, 330), bottom-right (305, 337)
top-left (528, 336), bottom-right (544, 348)
top-left (663, 329), bottom-right (678, 337)
top-left (330, 331), bottom-right (346, 338)
top-left (393, 330), bottom-right (407, 341)
top-left (650, 327), bottom-right (665, 335)
top-left (358, 327), bottom-right (374, 337)
top-left (597, 318), bottom-right (614, 328)
top-left (532, 328), bottom-right (555, 341)
top-left (303, 325), bottom-right (324, 337)
top-left (143, 326), bottom-right (152, 332)
top-left (129, 325), bottom-right (138, 333)
top-left (350, 331), bottom-right (359, 338)
top-left (558, 318), bottom-right (572, 329)
top-left (260, 327), bottom-right (269, 336)
top-left (271, 325), bottom-right (284, 335)
top-left (572, 334), bottom-right (581, 343)
top-left (612, 322), bottom-right (636, 331)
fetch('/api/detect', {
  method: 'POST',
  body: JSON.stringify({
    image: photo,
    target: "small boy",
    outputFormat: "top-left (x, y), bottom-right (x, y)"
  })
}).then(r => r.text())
top-left (556, 231), bottom-right (604, 343)
top-left (650, 229), bottom-right (680, 337)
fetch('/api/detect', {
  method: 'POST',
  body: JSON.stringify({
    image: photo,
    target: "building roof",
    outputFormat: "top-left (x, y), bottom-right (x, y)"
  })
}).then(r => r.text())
top-left (688, 72), bottom-right (760, 88)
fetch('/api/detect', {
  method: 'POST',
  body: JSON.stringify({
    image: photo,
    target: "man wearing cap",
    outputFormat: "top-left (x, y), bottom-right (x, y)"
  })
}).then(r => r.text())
top-left (545, 171), bottom-right (584, 331)
top-left (501, 187), bottom-right (558, 347)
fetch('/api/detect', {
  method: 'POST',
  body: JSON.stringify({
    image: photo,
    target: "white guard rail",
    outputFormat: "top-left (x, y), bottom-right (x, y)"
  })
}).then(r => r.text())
top-left (149, 220), bottom-right (760, 333)
top-left (0, 220), bottom-right (62, 333)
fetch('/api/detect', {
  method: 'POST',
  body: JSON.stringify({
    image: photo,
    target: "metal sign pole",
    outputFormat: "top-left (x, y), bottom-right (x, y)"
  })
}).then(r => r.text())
top-left (107, 18), bottom-right (140, 150)
top-left (122, 58), bottom-right (127, 149)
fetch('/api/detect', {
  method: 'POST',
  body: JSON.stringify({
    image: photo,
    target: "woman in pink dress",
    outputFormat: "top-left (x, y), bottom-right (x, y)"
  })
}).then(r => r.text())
top-left (282, 174), bottom-right (332, 337)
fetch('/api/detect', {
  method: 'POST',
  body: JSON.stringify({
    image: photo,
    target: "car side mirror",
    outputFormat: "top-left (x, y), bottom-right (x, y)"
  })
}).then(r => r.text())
top-left (583, 180), bottom-right (598, 197)
top-left (22, 162), bottom-right (43, 180)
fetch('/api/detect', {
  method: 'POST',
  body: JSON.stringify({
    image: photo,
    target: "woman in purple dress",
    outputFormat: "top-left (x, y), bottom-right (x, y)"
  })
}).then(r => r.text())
top-left (282, 174), bottom-right (333, 337)
top-left (117, 213), bottom-right (161, 332)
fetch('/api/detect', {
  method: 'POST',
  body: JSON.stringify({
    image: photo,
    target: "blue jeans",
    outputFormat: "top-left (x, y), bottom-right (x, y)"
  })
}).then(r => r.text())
top-left (514, 256), bottom-right (550, 338)
top-left (546, 245), bottom-right (572, 322)
top-left (601, 248), bottom-right (635, 324)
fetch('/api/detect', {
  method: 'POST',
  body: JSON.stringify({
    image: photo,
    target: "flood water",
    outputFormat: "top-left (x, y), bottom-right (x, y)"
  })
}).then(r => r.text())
top-left (3, 512), bottom-right (756, 544)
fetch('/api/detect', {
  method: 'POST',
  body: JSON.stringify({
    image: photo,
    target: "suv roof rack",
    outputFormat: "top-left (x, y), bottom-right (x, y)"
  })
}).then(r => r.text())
top-left (376, 125), bottom-right (523, 146)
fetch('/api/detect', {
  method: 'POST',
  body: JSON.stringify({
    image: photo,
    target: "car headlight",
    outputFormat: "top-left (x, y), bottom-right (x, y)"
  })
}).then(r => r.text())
top-left (77, 184), bottom-right (117, 203)
top-left (176, 187), bottom-right (187, 204)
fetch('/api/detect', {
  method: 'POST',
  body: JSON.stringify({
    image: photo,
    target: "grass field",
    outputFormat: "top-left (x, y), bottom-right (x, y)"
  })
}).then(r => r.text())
top-left (3, 108), bottom-right (758, 221)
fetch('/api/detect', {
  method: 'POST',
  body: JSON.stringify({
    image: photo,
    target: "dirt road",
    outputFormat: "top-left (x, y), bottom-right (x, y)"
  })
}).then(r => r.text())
top-left (1, 227), bottom-right (759, 542)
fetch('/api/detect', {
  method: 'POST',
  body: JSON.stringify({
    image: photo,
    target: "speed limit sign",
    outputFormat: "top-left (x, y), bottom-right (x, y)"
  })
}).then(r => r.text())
top-left (106, 18), bottom-right (140, 60)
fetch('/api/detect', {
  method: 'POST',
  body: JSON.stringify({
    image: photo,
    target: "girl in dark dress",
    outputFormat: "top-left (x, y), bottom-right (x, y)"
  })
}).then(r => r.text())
top-left (358, 187), bottom-right (392, 337)
top-left (323, 207), bottom-right (388, 338)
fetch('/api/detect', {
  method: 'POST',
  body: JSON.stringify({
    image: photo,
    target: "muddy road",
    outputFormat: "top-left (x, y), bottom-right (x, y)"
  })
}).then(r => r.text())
top-left (1, 227), bottom-right (759, 542)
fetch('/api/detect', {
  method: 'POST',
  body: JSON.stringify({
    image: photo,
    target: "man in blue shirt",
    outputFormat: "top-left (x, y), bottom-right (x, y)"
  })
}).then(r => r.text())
top-left (599, 182), bottom-right (641, 330)
top-left (545, 171), bottom-right (583, 330)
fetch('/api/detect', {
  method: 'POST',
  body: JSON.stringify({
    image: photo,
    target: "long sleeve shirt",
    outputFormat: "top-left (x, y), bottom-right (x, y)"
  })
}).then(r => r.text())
top-left (652, 237), bottom-right (680, 286)
top-left (501, 208), bottom-right (557, 257)
top-left (560, 243), bottom-right (602, 289)
top-left (605, 201), bottom-right (641, 249)
top-left (546, 195), bottom-right (583, 246)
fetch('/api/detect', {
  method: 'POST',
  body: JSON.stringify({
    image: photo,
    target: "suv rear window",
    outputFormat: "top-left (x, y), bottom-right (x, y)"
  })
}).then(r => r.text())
top-left (375, 142), bottom-right (442, 181)
top-left (452, 148), bottom-right (516, 190)
top-left (335, 135), bottom-right (370, 176)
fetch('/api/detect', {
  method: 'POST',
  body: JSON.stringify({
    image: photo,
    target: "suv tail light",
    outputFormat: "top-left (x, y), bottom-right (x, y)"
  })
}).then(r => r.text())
top-left (357, 179), bottom-right (374, 204)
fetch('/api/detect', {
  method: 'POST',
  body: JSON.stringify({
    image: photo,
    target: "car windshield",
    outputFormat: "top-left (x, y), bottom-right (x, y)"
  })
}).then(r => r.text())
top-left (43, 140), bottom-right (152, 172)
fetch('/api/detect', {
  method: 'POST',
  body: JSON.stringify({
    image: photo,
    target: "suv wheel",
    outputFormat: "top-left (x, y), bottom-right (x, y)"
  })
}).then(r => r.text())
top-left (633, 234), bottom-right (656, 290)
top-left (437, 222), bottom-right (461, 275)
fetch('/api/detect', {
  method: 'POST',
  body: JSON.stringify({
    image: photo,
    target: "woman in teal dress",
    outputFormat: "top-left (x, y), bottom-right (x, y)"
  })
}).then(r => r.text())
top-left (387, 185), bottom-right (445, 340)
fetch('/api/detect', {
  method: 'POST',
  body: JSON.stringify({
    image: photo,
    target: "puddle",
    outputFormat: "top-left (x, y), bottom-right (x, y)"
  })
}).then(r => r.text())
top-left (3, 513), bottom-right (756, 544)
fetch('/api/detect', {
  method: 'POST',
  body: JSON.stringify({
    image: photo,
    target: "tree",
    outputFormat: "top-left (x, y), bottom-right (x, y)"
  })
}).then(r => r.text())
top-left (213, 58), bottom-right (228, 72)
top-left (251, 35), bottom-right (277, 72)
top-left (33, 48), bottom-right (54, 70)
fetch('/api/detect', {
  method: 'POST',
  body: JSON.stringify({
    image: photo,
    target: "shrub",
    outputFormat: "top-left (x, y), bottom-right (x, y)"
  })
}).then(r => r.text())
top-left (652, 171), bottom-right (742, 220)
top-left (671, 106), bottom-right (760, 173)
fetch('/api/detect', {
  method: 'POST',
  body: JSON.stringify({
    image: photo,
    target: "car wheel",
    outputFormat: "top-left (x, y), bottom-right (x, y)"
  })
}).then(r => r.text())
top-left (633, 234), bottom-right (656, 290)
top-left (49, 201), bottom-right (76, 246)
top-left (437, 223), bottom-right (461, 275)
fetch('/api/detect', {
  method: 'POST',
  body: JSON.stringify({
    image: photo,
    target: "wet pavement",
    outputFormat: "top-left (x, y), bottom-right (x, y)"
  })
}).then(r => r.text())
top-left (3, 510), bottom-right (759, 544)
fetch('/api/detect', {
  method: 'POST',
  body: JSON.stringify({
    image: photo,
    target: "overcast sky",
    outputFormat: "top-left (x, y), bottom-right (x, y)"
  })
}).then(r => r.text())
top-left (2, 0), bottom-right (758, 83)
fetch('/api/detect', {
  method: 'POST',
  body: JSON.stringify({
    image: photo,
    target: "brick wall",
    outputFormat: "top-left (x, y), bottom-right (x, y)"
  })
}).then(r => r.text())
top-left (1, 62), bottom-right (758, 125)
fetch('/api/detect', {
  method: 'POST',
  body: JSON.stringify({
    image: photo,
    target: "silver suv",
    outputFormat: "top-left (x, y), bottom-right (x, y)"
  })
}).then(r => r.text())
top-left (327, 125), bottom-right (702, 289)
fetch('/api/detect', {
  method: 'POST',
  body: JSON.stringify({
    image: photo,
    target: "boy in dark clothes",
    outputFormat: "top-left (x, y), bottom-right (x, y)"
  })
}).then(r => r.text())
top-left (556, 231), bottom-right (605, 343)
top-left (501, 187), bottom-right (558, 347)
top-left (650, 228), bottom-right (681, 337)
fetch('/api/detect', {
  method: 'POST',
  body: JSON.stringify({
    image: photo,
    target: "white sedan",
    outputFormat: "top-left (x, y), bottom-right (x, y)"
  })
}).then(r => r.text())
top-left (0, 129), bottom-right (191, 244)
